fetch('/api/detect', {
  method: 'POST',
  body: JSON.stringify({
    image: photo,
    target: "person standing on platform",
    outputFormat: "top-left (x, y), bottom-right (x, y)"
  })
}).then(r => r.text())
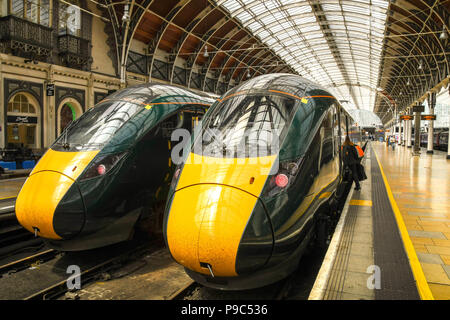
top-left (342, 136), bottom-right (361, 191)
top-left (390, 135), bottom-right (396, 150)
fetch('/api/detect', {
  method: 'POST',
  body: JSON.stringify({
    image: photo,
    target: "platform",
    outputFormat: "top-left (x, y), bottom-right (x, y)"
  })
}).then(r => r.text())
top-left (0, 176), bottom-right (26, 201)
top-left (0, 169), bottom-right (31, 180)
top-left (309, 141), bottom-right (450, 300)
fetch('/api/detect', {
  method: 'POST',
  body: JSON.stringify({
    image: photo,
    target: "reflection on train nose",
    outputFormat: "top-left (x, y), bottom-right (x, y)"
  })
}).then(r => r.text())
top-left (167, 184), bottom-right (266, 277)
top-left (15, 171), bottom-right (73, 240)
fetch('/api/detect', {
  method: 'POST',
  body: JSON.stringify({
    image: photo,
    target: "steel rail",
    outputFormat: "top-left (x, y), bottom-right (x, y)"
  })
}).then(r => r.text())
top-left (24, 244), bottom-right (150, 300)
top-left (0, 249), bottom-right (58, 277)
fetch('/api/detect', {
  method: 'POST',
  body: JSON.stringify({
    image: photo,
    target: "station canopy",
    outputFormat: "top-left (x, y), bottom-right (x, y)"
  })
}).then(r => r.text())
top-left (104, 0), bottom-right (448, 125)
top-left (216, 0), bottom-right (449, 122)
top-left (347, 109), bottom-right (383, 127)
top-left (219, 0), bottom-right (389, 112)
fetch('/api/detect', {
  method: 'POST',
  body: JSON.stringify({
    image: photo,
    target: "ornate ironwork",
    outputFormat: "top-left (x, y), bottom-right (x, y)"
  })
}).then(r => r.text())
top-left (126, 51), bottom-right (147, 75)
top-left (0, 15), bottom-right (52, 60)
top-left (152, 59), bottom-right (169, 81)
top-left (58, 34), bottom-right (91, 70)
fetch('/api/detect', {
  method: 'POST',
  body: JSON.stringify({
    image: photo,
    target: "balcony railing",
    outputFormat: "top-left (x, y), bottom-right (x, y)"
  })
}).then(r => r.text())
top-left (0, 15), bottom-right (53, 58)
top-left (58, 33), bottom-right (91, 70)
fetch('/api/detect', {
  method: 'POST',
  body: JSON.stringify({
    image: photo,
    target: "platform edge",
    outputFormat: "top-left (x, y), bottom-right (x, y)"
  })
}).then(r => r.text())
top-left (372, 149), bottom-right (434, 300)
top-left (308, 182), bottom-right (354, 300)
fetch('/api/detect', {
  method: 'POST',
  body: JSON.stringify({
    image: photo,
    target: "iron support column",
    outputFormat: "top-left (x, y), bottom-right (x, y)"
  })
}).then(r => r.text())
top-left (407, 109), bottom-right (412, 148)
top-left (427, 93), bottom-right (436, 154)
top-left (412, 107), bottom-right (421, 156)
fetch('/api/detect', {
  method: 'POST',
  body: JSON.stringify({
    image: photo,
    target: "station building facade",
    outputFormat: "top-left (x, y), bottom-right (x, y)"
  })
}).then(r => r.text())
top-left (0, 0), bottom-right (178, 151)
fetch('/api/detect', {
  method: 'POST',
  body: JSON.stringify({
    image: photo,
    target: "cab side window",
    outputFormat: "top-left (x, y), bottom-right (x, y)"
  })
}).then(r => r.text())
top-left (319, 109), bottom-right (334, 168)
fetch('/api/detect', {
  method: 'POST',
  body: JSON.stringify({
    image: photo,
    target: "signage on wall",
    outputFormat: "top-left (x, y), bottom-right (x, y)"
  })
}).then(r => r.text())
top-left (7, 116), bottom-right (38, 124)
top-left (412, 105), bottom-right (424, 113)
top-left (421, 114), bottom-right (436, 120)
top-left (46, 83), bottom-right (55, 96)
top-left (399, 115), bottom-right (414, 121)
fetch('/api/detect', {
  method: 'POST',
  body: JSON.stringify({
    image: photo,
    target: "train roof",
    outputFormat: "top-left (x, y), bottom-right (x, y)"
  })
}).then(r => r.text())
top-left (217, 73), bottom-right (355, 126)
top-left (223, 74), bottom-right (334, 100)
top-left (105, 83), bottom-right (215, 106)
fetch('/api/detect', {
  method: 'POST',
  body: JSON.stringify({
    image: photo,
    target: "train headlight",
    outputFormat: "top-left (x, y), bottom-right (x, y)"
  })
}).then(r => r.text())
top-left (275, 173), bottom-right (289, 188)
top-left (97, 164), bottom-right (106, 175)
top-left (80, 152), bottom-right (127, 180)
top-left (263, 157), bottom-right (303, 198)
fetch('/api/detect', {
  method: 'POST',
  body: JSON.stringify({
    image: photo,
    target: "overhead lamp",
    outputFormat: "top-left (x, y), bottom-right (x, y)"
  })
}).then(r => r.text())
top-left (418, 60), bottom-right (423, 70)
top-left (203, 45), bottom-right (209, 58)
top-left (122, 4), bottom-right (129, 23)
top-left (440, 25), bottom-right (448, 40)
top-left (247, 70), bottom-right (251, 78)
top-left (406, 79), bottom-right (410, 86)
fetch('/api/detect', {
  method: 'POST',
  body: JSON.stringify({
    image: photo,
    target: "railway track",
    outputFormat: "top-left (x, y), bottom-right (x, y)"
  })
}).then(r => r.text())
top-left (0, 249), bottom-right (59, 278)
top-left (169, 273), bottom-right (296, 300)
top-left (0, 198), bottom-right (45, 260)
top-left (169, 280), bottom-right (198, 300)
top-left (23, 243), bottom-right (155, 300)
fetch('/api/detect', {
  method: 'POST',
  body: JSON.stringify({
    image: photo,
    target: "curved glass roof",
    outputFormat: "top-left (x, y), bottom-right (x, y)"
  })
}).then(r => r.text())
top-left (348, 109), bottom-right (383, 127)
top-left (219, 0), bottom-right (389, 111)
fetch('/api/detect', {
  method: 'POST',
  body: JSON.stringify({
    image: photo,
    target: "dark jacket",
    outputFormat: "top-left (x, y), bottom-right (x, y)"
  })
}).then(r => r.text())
top-left (343, 145), bottom-right (359, 166)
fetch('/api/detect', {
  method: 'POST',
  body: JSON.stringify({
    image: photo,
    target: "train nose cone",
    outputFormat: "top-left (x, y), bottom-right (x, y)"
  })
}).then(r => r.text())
top-left (16, 171), bottom-right (85, 239)
top-left (165, 184), bottom-right (273, 277)
top-left (16, 149), bottom-right (98, 239)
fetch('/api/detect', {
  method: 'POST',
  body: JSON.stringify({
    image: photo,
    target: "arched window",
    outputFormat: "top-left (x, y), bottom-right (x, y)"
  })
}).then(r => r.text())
top-left (59, 103), bottom-right (76, 133)
top-left (8, 93), bottom-right (37, 114)
top-left (7, 93), bottom-right (39, 148)
top-left (57, 100), bottom-right (83, 136)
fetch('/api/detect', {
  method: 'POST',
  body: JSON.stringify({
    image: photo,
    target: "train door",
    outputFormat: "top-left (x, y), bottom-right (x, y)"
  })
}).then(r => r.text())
top-left (334, 104), bottom-right (342, 174)
top-left (133, 113), bottom-right (179, 193)
top-left (134, 106), bottom-right (206, 203)
top-left (318, 110), bottom-right (334, 170)
top-left (310, 108), bottom-right (338, 196)
top-left (181, 105), bottom-right (207, 133)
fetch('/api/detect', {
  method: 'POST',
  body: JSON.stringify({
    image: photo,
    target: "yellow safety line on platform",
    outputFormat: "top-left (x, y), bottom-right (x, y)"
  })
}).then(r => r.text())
top-left (373, 149), bottom-right (434, 300)
top-left (349, 199), bottom-right (373, 206)
top-left (0, 196), bottom-right (16, 201)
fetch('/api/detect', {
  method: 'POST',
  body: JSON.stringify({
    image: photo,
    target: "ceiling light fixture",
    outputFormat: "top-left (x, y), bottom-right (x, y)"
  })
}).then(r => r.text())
top-left (203, 45), bottom-right (209, 58)
top-left (122, 4), bottom-right (129, 23)
top-left (440, 25), bottom-right (448, 40)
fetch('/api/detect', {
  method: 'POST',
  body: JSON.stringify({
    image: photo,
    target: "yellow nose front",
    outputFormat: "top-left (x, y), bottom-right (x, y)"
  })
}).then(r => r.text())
top-left (15, 149), bottom-right (99, 239)
top-left (166, 152), bottom-right (277, 277)
top-left (15, 171), bottom-right (75, 239)
top-left (166, 184), bottom-right (260, 277)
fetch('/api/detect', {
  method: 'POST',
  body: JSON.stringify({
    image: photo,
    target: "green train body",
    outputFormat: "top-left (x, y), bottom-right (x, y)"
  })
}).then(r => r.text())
top-left (16, 84), bottom-right (214, 250)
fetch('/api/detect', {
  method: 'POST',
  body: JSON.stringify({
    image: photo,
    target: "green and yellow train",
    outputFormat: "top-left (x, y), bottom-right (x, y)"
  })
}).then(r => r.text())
top-left (15, 84), bottom-right (214, 250)
top-left (163, 74), bottom-right (355, 290)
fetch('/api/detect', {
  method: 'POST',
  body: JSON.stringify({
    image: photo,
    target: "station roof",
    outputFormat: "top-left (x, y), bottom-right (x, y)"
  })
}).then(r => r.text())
top-left (103, 0), bottom-right (449, 124)
top-left (347, 109), bottom-right (383, 127)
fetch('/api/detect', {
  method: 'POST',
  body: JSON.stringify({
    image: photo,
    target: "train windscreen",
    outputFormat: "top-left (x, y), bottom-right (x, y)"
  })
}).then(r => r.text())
top-left (193, 94), bottom-right (296, 158)
top-left (52, 100), bottom-right (141, 151)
